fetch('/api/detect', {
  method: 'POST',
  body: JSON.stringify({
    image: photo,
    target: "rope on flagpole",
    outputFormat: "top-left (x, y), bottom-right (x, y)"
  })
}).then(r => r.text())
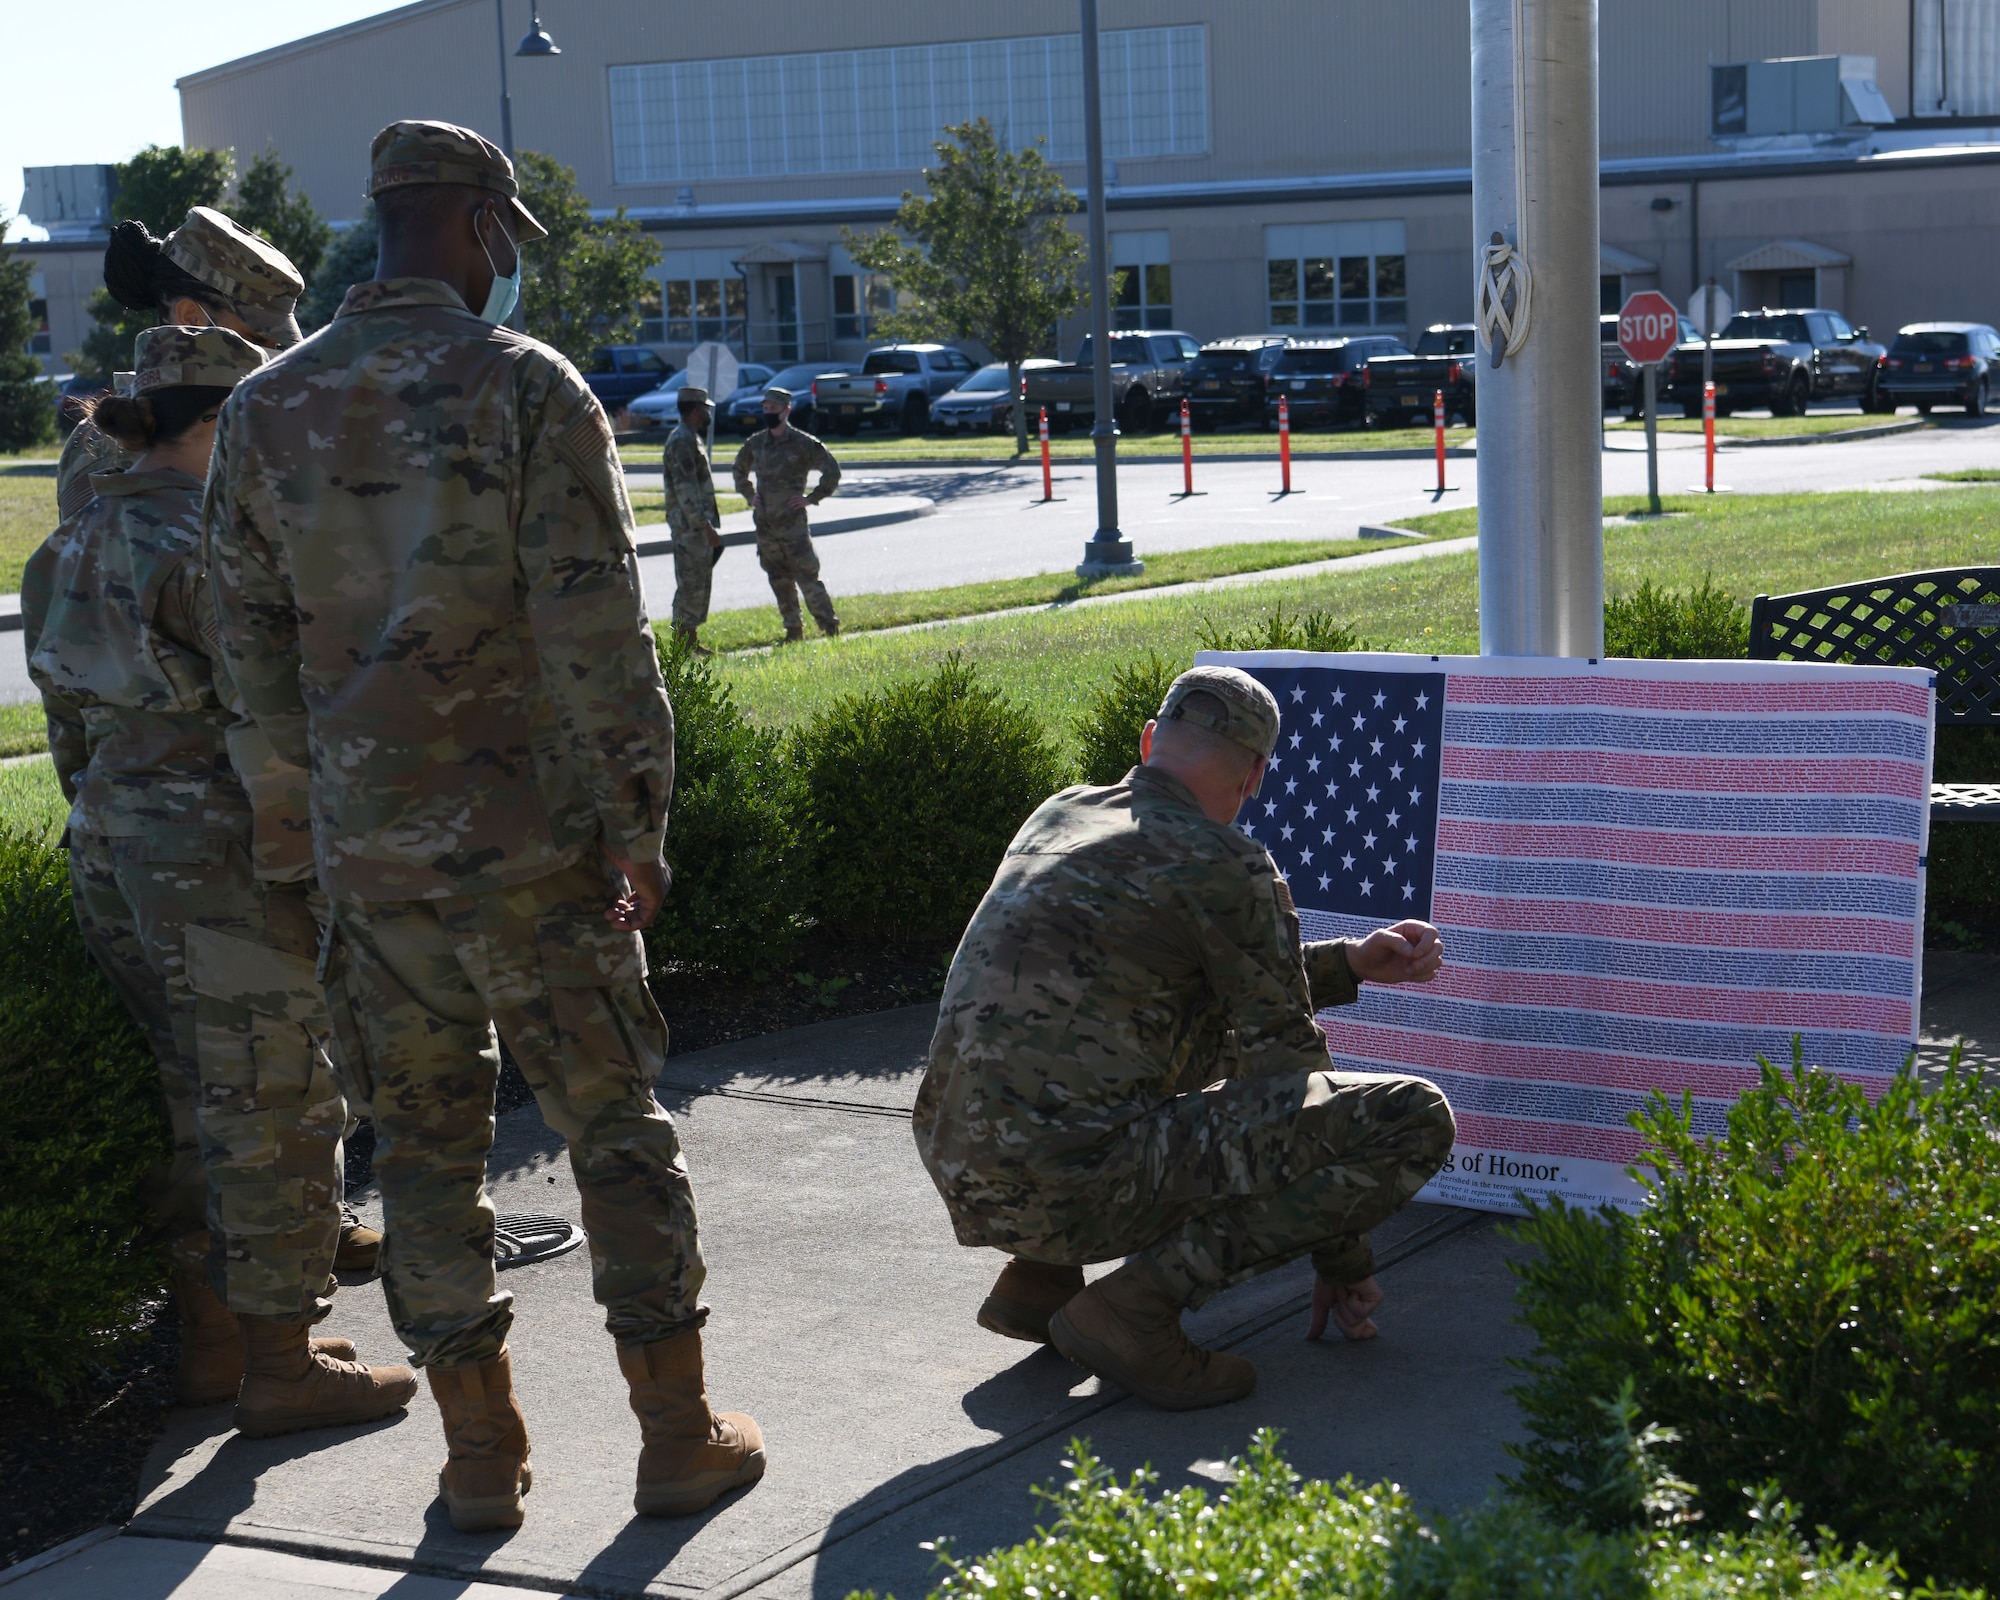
top-left (1475, 0), bottom-right (1534, 368)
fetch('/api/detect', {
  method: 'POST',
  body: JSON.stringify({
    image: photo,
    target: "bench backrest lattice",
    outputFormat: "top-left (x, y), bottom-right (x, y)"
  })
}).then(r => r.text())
top-left (1749, 567), bottom-right (2000, 725)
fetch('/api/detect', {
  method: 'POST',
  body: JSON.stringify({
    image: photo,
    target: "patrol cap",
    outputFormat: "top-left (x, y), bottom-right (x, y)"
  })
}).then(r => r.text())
top-left (164, 206), bottom-right (305, 349)
top-left (130, 325), bottom-right (268, 395)
top-left (367, 119), bottom-right (548, 241)
top-left (1156, 666), bottom-right (1281, 760)
top-left (677, 385), bottom-right (711, 408)
top-left (763, 386), bottom-right (793, 406)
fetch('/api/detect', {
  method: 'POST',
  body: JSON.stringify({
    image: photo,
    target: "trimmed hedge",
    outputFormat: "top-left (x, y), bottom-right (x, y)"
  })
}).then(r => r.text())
top-left (1603, 575), bottom-right (1750, 659)
top-left (1508, 1047), bottom-right (2000, 1589)
top-left (0, 827), bottom-right (169, 1402)
top-left (1073, 652), bottom-right (1179, 786)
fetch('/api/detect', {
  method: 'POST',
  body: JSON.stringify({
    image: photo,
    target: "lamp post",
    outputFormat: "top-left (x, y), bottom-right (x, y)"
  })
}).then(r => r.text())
top-left (1074, 0), bottom-right (1141, 578)
top-left (495, 1), bottom-right (560, 158)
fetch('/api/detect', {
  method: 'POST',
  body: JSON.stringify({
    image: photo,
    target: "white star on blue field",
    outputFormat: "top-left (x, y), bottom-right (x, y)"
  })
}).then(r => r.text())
top-left (1237, 667), bottom-right (1448, 919)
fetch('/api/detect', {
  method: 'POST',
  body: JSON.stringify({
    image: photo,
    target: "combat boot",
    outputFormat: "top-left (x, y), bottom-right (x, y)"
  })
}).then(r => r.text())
top-left (234, 1316), bottom-right (418, 1438)
top-left (781, 626), bottom-right (804, 645)
top-left (618, 1329), bottom-right (766, 1517)
top-left (334, 1206), bottom-right (382, 1275)
top-left (673, 622), bottom-right (713, 658)
top-left (170, 1274), bottom-right (360, 1405)
top-left (1048, 1259), bottom-right (1256, 1412)
top-left (426, 1350), bottom-right (532, 1532)
top-left (977, 1258), bottom-right (1084, 1344)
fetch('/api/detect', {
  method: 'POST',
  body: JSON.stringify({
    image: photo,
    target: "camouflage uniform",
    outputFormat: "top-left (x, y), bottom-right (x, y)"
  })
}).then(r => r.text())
top-left (203, 271), bottom-right (704, 1370)
top-left (662, 419), bottom-right (719, 630)
top-left (731, 423), bottom-right (840, 636)
top-left (25, 329), bottom-right (346, 1323)
top-left (55, 417), bottom-right (133, 523)
top-left (915, 764), bottom-right (1455, 1307)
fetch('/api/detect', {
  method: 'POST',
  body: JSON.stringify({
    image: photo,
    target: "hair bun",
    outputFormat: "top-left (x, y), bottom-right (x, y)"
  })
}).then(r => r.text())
top-left (102, 220), bottom-right (167, 311)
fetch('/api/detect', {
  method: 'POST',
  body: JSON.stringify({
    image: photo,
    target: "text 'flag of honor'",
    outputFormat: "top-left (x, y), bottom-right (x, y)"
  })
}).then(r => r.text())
top-left (1209, 652), bottom-right (1935, 1215)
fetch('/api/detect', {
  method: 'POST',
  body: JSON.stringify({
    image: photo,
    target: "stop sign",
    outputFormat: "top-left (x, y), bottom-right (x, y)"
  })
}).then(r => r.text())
top-left (1617, 291), bottom-right (1681, 364)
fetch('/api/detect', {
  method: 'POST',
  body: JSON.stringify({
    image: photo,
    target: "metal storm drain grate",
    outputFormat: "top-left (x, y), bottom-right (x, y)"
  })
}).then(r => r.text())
top-left (494, 1213), bottom-right (585, 1270)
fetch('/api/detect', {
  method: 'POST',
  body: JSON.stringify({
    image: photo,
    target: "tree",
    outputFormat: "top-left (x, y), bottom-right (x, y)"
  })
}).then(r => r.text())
top-left (0, 222), bottom-right (55, 452)
top-left (843, 119), bottom-right (1090, 453)
top-left (514, 150), bottom-right (663, 368)
top-left (296, 204), bottom-right (377, 333)
top-left (233, 148), bottom-right (331, 288)
top-left (73, 144), bottom-right (235, 381)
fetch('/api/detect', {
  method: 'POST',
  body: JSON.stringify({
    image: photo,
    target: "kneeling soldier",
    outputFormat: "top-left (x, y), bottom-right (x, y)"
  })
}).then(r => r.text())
top-left (914, 666), bottom-right (1456, 1410)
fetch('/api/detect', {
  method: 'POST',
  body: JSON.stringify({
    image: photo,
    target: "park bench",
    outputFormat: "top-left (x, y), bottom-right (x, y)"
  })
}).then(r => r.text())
top-left (1749, 566), bottom-right (2000, 821)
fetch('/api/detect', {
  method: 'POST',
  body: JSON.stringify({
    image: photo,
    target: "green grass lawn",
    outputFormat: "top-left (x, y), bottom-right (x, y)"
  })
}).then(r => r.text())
top-left (1603, 412), bottom-right (1917, 438)
top-left (694, 535), bottom-right (1422, 653)
top-left (1927, 468), bottom-right (2000, 483)
top-left (628, 487), bottom-right (748, 523)
top-left (0, 755), bottom-right (65, 838)
top-left (715, 486), bottom-right (2000, 756)
top-left (0, 465), bottom-right (57, 595)
top-left (619, 424), bottom-right (1474, 470)
top-left (0, 704), bottom-right (47, 760)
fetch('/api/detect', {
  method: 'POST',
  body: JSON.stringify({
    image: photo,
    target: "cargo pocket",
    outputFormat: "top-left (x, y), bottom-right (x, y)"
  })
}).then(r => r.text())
top-left (533, 915), bottom-right (667, 1117)
top-left (186, 923), bottom-right (324, 1109)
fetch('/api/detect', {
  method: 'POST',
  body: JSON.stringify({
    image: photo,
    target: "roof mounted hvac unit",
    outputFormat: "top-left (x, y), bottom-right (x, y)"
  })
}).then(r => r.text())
top-left (1711, 56), bottom-right (1896, 145)
top-left (19, 165), bottom-right (118, 239)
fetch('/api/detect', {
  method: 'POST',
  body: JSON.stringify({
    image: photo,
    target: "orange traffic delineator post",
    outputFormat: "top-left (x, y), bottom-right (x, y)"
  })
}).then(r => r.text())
top-left (1687, 379), bottom-right (1729, 494)
top-left (1181, 398), bottom-right (1194, 494)
top-left (1278, 394), bottom-right (1293, 493)
top-left (1434, 388), bottom-right (1447, 492)
top-left (1039, 406), bottom-right (1054, 501)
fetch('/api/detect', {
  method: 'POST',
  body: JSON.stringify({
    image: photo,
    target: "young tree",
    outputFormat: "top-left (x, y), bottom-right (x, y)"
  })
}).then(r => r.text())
top-left (233, 148), bottom-right (331, 287)
top-left (296, 204), bottom-right (377, 333)
top-left (844, 119), bottom-right (1089, 453)
top-left (0, 223), bottom-right (56, 452)
top-left (73, 145), bottom-right (235, 381)
top-left (514, 150), bottom-right (663, 368)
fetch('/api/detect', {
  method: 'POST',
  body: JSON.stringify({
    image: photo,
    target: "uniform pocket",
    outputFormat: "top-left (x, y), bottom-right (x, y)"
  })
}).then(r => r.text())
top-left (532, 915), bottom-right (665, 1115)
top-left (533, 916), bottom-right (648, 988)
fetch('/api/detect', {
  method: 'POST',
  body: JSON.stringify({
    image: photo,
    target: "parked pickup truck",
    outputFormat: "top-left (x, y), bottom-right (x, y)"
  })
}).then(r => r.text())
top-left (811, 344), bottom-right (980, 434)
top-left (1664, 308), bottom-right (1887, 417)
top-left (1363, 325), bottom-right (1477, 427)
top-left (585, 346), bottom-right (674, 412)
top-left (1022, 330), bottom-right (1201, 433)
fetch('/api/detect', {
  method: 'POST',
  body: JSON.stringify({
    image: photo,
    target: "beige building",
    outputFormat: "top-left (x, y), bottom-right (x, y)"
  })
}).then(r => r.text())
top-left (22, 0), bottom-right (2000, 373)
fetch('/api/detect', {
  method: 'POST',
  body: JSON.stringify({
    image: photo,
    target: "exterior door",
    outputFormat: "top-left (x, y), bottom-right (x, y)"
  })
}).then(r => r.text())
top-left (774, 273), bottom-right (799, 362)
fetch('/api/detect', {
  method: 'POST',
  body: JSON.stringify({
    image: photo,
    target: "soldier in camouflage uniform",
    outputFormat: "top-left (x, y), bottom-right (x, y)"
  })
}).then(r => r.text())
top-left (663, 385), bottom-right (723, 656)
top-left (915, 665), bottom-right (1455, 1411)
top-left (203, 120), bottom-right (764, 1532)
top-left (731, 388), bottom-right (840, 641)
top-left (23, 327), bottom-right (417, 1437)
top-left (55, 207), bottom-right (306, 526)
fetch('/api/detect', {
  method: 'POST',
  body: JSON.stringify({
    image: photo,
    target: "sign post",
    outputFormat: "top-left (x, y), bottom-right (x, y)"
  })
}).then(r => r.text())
top-left (1617, 290), bottom-right (1679, 517)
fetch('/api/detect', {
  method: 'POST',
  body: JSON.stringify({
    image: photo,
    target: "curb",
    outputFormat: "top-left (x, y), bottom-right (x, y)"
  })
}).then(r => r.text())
top-left (0, 1525), bottom-right (121, 1589)
top-left (1720, 418), bottom-right (1927, 448)
top-left (630, 500), bottom-right (934, 560)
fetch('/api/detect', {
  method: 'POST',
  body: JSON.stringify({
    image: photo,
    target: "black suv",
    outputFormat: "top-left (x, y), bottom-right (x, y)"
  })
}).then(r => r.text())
top-left (1876, 323), bottom-right (2000, 416)
top-left (1185, 337), bottom-right (1289, 425)
top-left (1262, 337), bottom-right (1410, 428)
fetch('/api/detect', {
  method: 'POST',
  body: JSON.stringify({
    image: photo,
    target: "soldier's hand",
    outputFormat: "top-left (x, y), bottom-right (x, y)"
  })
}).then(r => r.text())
top-left (1348, 921), bottom-right (1443, 986)
top-left (1308, 1273), bottom-right (1384, 1342)
top-left (705, 524), bottom-right (723, 549)
top-left (786, 492), bottom-right (809, 511)
top-left (603, 846), bottom-right (671, 930)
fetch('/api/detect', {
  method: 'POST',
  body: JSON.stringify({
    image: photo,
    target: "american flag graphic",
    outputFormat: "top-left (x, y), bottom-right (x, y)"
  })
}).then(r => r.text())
top-left (1206, 651), bottom-right (1935, 1215)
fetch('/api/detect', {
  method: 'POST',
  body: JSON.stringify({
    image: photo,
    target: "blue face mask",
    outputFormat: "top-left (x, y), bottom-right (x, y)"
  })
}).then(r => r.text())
top-left (475, 212), bottom-right (522, 326)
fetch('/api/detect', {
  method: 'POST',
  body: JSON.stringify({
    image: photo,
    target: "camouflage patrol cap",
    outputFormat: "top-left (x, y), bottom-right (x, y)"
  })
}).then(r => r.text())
top-left (678, 385), bottom-right (710, 408)
top-left (1157, 666), bottom-right (1281, 760)
top-left (763, 386), bottom-right (793, 406)
top-left (164, 206), bottom-right (305, 348)
top-left (367, 119), bottom-right (549, 241)
top-left (130, 325), bottom-right (268, 395)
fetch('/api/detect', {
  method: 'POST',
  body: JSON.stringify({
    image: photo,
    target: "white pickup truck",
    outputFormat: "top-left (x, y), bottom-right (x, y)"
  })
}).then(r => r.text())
top-left (810, 344), bottom-right (981, 435)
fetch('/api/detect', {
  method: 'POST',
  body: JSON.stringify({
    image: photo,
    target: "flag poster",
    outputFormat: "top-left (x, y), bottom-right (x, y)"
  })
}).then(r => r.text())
top-left (1208, 652), bottom-right (1936, 1216)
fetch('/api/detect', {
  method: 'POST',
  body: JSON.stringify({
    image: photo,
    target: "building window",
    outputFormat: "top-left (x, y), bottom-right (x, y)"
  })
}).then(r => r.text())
top-left (28, 296), bottom-right (51, 356)
top-left (657, 249), bottom-right (748, 345)
top-left (1111, 229), bottom-right (1172, 329)
top-left (609, 25), bottom-right (1207, 185)
top-left (1265, 222), bottom-right (1406, 332)
top-left (1600, 275), bottom-right (1622, 315)
top-left (636, 283), bottom-right (664, 344)
top-left (832, 273), bottom-right (894, 339)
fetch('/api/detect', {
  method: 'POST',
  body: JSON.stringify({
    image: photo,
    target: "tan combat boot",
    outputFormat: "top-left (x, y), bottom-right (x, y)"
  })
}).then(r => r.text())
top-left (334, 1206), bottom-right (383, 1275)
top-left (977, 1258), bottom-right (1085, 1345)
top-left (426, 1350), bottom-right (532, 1532)
top-left (1048, 1259), bottom-right (1256, 1412)
top-left (673, 622), bottom-right (713, 658)
top-left (234, 1316), bottom-right (418, 1438)
top-left (170, 1275), bottom-right (360, 1405)
top-left (618, 1329), bottom-right (766, 1517)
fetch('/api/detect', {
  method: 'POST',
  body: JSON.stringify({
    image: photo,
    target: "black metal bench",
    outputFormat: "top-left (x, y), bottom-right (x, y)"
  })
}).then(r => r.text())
top-left (1749, 566), bottom-right (2000, 821)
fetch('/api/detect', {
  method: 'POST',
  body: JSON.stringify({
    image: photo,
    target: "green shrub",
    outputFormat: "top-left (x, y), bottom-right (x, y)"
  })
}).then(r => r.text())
top-left (847, 1430), bottom-right (1938, 1600)
top-left (0, 827), bottom-right (169, 1403)
top-left (1073, 651), bottom-right (1180, 785)
top-left (793, 654), bottom-right (1062, 947)
top-left (1197, 601), bottom-right (1361, 654)
top-left (1507, 1046), bottom-right (2000, 1588)
top-left (647, 634), bottom-right (804, 979)
top-left (1603, 576), bottom-right (1749, 658)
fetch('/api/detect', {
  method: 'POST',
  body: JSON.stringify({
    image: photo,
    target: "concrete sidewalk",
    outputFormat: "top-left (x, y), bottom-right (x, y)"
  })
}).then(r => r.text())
top-left (9, 1007), bottom-right (1531, 1600)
